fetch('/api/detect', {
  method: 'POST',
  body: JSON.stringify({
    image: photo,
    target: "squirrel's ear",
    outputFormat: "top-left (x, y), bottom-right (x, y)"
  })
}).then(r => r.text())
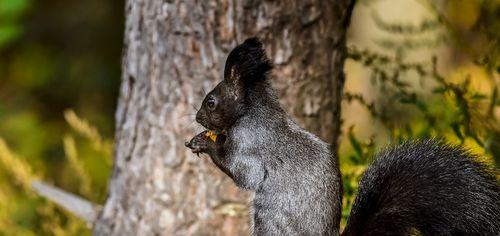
top-left (223, 37), bottom-right (273, 87)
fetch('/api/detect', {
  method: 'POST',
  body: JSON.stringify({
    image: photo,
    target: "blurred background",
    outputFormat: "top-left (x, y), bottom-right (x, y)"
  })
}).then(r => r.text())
top-left (0, 0), bottom-right (498, 235)
top-left (0, 0), bottom-right (122, 234)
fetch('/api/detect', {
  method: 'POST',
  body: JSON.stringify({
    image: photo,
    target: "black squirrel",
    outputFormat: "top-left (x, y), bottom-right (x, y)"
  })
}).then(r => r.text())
top-left (185, 38), bottom-right (500, 235)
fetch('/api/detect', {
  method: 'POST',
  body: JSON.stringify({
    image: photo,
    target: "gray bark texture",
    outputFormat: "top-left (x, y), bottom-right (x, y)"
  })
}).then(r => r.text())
top-left (93, 0), bottom-right (355, 235)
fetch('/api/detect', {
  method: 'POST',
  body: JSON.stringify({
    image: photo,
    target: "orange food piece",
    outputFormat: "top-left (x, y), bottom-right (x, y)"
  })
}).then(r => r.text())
top-left (205, 130), bottom-right (217, 142)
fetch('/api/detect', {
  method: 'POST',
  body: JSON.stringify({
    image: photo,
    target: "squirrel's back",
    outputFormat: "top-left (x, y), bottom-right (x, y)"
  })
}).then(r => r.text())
top-left (343, 140), bottom-right (500, 236)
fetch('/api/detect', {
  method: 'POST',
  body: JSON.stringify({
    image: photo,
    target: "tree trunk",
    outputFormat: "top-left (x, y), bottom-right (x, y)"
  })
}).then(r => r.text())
top-left (93, 0), bottom-right (355, 235)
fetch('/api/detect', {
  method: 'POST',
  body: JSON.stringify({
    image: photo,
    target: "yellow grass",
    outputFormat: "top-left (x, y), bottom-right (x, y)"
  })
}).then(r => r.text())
top-left (63, 135), bottom-right (92, 196)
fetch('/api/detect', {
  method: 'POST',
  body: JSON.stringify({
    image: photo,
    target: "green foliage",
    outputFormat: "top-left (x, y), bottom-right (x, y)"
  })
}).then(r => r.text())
top-left (0, 0), bottom-right (30, 48)
top-left (340, 0), bottom-right (500, 228)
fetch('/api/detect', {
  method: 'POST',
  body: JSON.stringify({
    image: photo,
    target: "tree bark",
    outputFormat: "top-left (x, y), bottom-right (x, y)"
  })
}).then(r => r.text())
top-left (93, 0), bottom-right (355, 235)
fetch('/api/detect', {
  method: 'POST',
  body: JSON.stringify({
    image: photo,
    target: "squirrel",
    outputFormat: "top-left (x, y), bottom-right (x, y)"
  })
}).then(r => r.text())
top-left (185, 38), bottom-right (500, 235)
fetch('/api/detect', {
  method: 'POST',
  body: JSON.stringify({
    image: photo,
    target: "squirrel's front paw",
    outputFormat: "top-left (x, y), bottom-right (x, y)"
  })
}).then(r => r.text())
top-left (185, 131), bottom-right (223, 156)
top-left (185, 132), bottom-right (208, 156)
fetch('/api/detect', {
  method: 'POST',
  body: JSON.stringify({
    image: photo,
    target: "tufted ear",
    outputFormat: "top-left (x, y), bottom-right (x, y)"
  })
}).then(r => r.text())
top-left (223, 37), bottom-right (273, 87)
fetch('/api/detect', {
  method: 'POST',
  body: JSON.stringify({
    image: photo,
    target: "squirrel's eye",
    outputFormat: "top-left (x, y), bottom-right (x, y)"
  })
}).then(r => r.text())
top-left (207, 97), bottom-right (217, 109)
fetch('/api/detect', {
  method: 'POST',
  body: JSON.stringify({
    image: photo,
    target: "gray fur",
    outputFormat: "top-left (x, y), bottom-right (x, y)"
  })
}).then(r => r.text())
top-left (226, 93), bottom-right (342, 235)
top-left (189, 82), bottom-right (342, 235)
top-left (186, 38), bottom-right (500, 236)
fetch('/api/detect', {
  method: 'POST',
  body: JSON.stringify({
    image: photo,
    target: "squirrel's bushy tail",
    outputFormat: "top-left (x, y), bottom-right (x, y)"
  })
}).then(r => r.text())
top-left (342, 140), bottom-right (500, 236)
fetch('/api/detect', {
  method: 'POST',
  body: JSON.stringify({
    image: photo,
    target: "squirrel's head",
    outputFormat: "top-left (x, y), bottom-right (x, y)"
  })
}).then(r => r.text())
top-left (196, 37), bottom-right (273, 134)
